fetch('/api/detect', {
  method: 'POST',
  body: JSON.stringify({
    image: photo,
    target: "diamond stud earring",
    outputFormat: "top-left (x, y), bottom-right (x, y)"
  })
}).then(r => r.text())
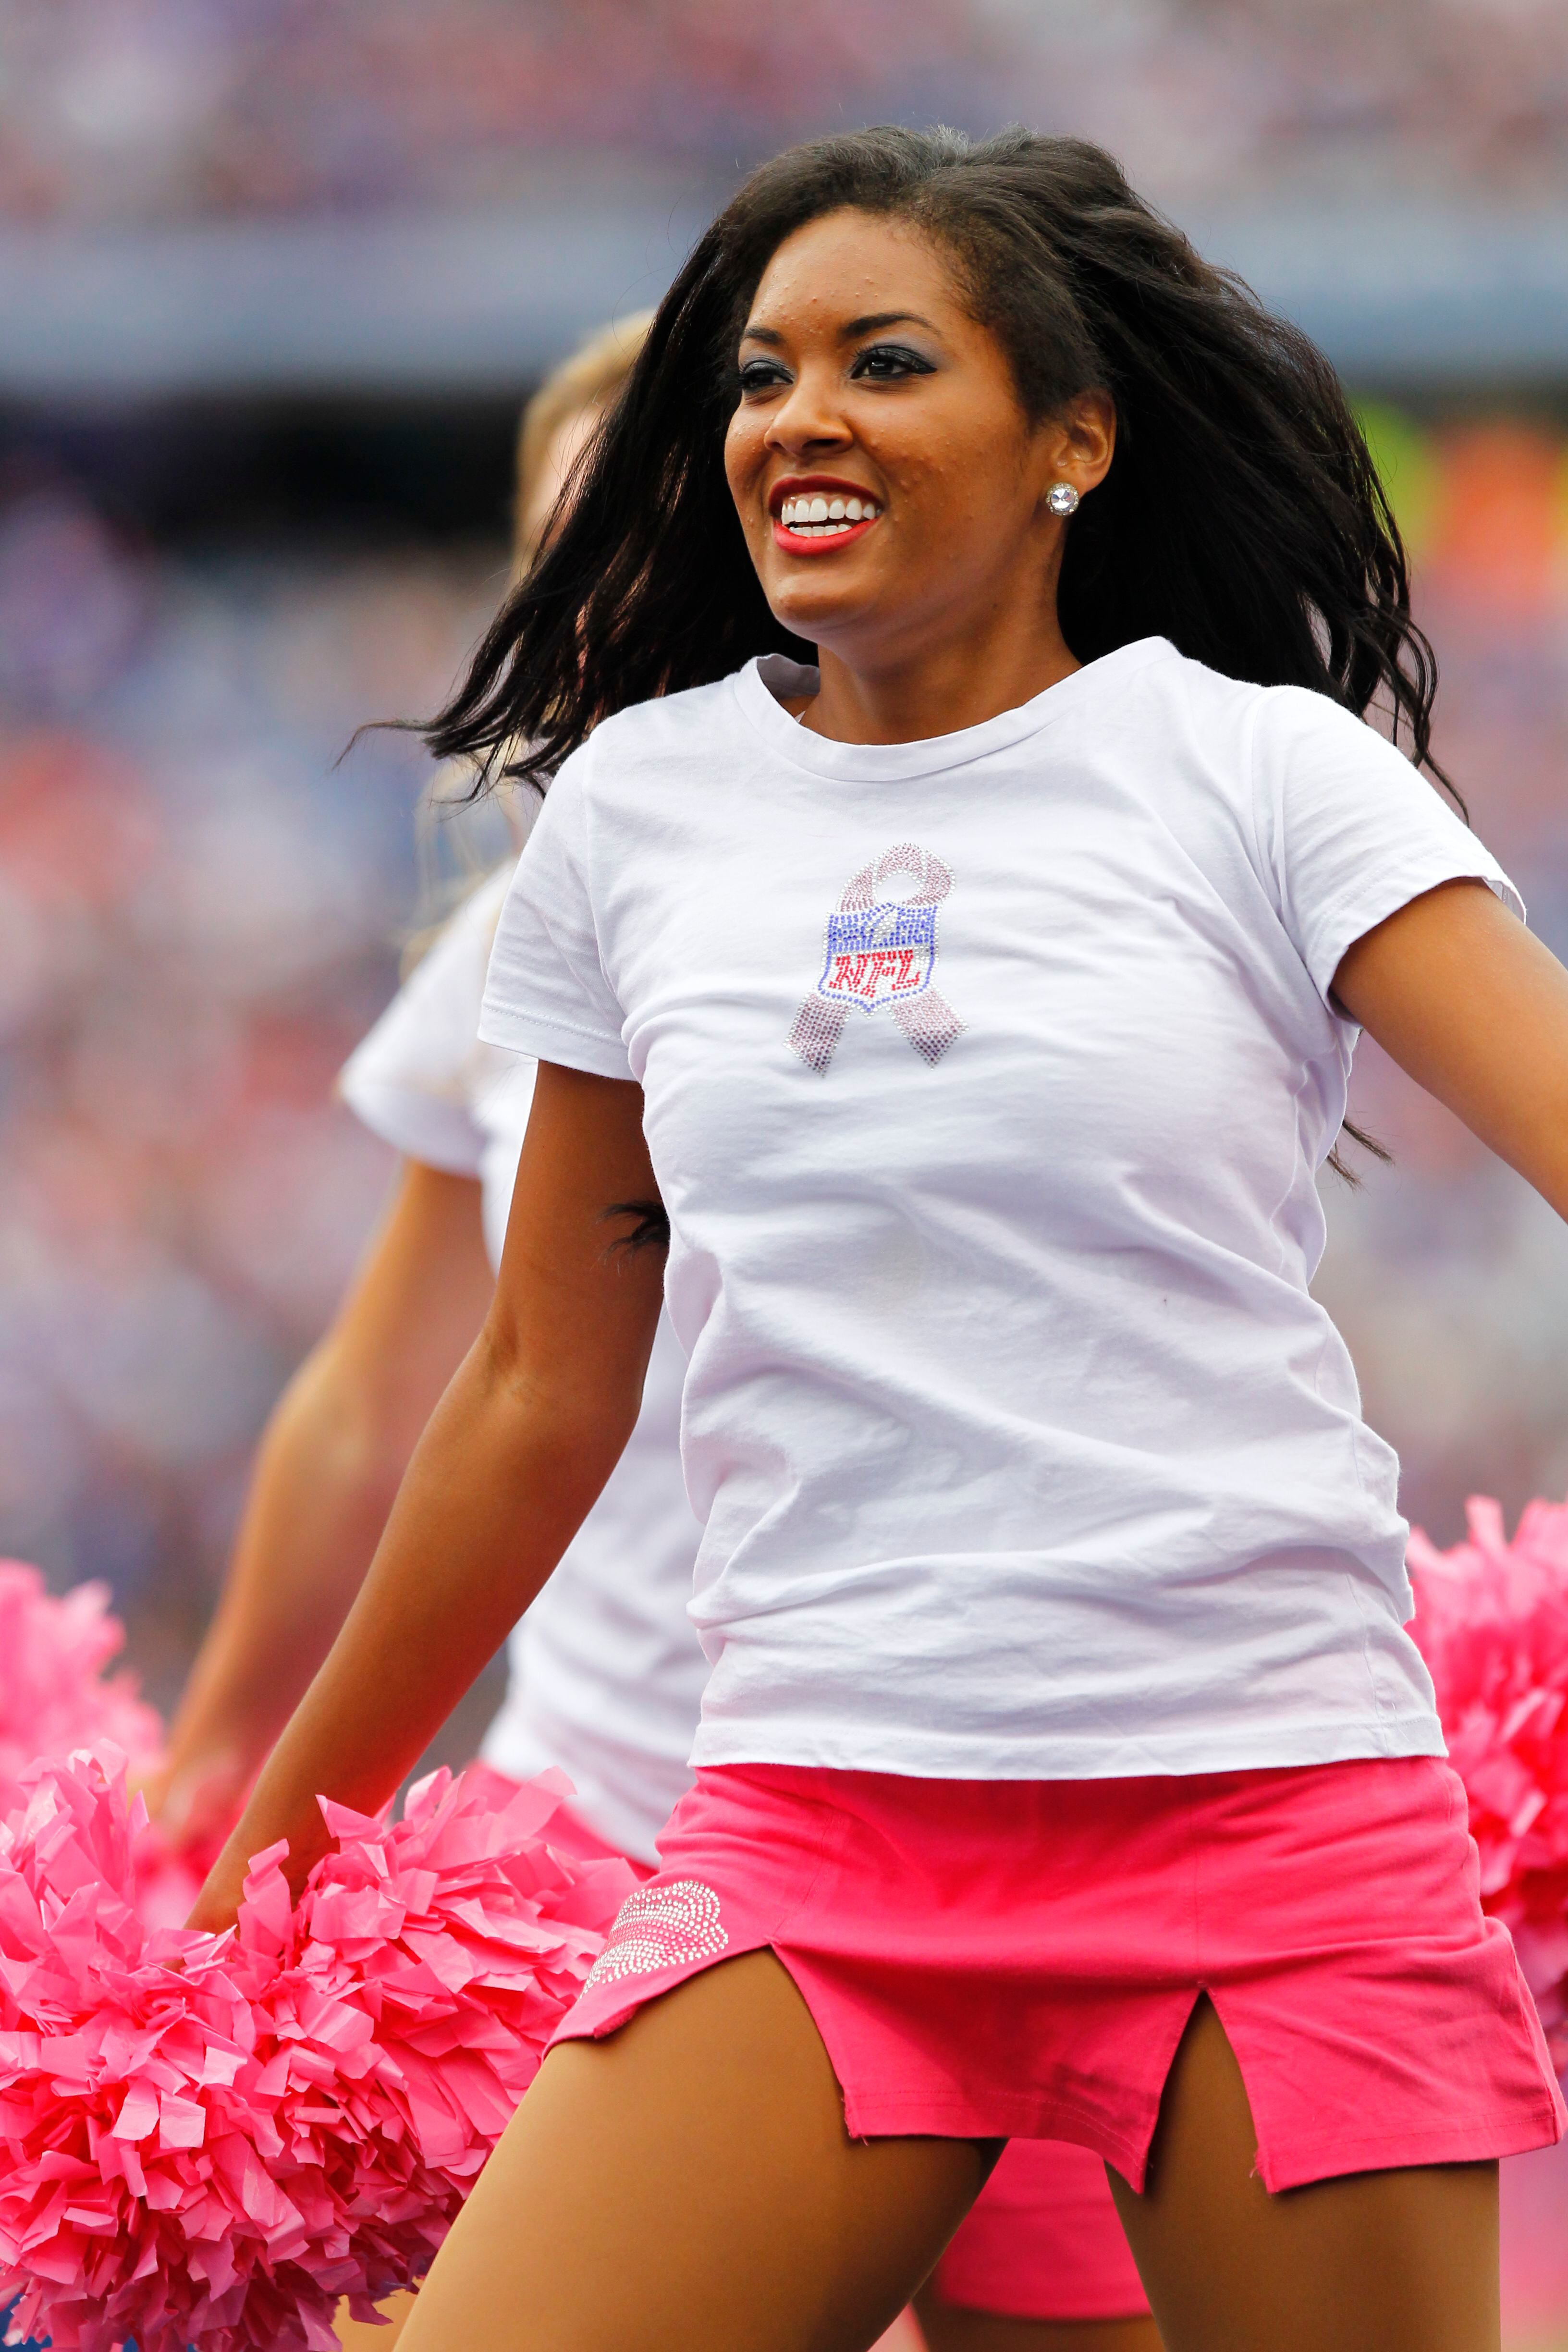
top-left (1047, 482), bottom-right (1080, 517)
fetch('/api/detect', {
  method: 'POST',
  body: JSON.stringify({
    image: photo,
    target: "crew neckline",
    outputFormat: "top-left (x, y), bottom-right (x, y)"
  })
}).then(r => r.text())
top-left (734, 636), bottom-right (1179, 783)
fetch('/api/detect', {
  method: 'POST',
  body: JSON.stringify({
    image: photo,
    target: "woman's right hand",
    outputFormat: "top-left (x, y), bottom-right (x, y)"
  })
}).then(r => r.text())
top-left (183, 1768), bottom-right (337, 1934)
top-left (184, 1831), bottom-right (257, 1936)
top-left (142, 1738), bottom-right (253, 1858)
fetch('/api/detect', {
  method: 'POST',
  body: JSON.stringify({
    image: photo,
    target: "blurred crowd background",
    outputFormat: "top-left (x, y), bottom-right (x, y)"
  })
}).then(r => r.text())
top-left (1, 1), bottom-right (1568, 2335)
top-left (2, 0), bottom-right (1567, 219)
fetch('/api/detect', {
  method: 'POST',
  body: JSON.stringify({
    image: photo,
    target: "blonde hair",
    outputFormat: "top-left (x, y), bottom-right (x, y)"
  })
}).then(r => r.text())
top-left (404, 311), bottom-right (655, 970)
top-left (513, 308), bottom-right (654, 565)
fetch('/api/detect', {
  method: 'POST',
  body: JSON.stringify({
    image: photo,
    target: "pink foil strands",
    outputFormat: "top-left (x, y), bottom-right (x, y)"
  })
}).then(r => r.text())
top-left (0, 1751), bottom-right (635, 2352)
top-left (0, 1559), bottom-right (206, 1930)
top-left (1409, 1496), bottom-right (1568, 2076)
top-left (0, 1561), bottom-right (164, 1801)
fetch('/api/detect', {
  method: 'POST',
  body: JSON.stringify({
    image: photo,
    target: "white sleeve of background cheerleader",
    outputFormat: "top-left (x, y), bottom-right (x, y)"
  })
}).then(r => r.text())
top-left (338, 866), bottom-right (515, 1174)
top-left (478, 746), bottom-right (635, 1081)
top-left (1248, 685), bottom-right (1525, 1012)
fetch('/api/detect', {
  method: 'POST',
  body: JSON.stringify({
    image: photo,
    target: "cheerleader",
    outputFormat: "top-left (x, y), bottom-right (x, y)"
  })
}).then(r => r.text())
top-left (148, 313), bottom-right (683, 1888)
top-left (161, 307), bottom-right (1156, 2350)
top-left (195, 128), bottom-right (1568, 2349)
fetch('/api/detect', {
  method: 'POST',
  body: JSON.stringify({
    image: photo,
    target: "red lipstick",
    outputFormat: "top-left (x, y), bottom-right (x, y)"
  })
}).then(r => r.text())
top-left (769, 474), bottom-right (883, 557)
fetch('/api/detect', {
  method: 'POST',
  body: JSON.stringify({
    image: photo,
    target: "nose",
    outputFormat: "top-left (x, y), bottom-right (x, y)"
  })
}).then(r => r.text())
top-left (763, 364), bottom-right (853, 462)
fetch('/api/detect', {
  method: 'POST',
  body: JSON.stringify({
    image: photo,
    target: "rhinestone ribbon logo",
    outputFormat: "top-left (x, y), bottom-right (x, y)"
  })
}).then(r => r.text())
top-left (789, 841), bottom-right (964, 1073)
top-left (583, 1880), bottom-right (730, 1988)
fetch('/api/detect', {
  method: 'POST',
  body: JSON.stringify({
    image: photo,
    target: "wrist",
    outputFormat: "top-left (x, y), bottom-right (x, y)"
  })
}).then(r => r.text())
top-left (161, 1700), bottom-right (275, 1786)
top-left (148, 1733), bottom-right (261, 1851)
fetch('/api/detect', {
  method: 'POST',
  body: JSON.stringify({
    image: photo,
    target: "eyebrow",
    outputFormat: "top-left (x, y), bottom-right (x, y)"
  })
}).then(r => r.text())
top-left (842, 310), bottom-right (938, 338)
top-left (740, 309), bottom-right (940, 346)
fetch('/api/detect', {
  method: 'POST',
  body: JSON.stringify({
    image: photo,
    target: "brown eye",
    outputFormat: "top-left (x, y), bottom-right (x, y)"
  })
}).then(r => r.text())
top-left (738, 358), bottom-right (790, 394)
top-left (850, 343), bottom-right (934, 380)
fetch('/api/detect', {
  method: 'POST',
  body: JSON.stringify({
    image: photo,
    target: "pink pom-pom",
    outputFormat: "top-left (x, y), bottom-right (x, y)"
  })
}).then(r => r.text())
top-left (0, 1561), bottom-right (209, 1930)
top-left (0, 1562), bottom-right (164, 1801)
top-left (1409, 1496), bottom-right (1568, 2072)
top-left (0, 1749), bottom-right (635, 2352)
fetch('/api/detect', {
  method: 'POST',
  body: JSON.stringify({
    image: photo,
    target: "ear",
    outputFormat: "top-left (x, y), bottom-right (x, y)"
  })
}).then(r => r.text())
top-left (1039, 389), bottom-right (1116, 502)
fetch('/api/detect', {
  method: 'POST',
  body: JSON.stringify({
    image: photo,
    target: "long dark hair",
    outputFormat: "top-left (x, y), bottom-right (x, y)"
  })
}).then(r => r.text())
top-left (426, 123), bottom-right (1448, 822)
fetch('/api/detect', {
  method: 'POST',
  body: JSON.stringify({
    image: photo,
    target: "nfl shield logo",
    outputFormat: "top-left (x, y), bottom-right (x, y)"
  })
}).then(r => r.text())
top-left (817, 898), bottom-right (938, 1013)
top-left (789, 841), bottom-right (963, 1074)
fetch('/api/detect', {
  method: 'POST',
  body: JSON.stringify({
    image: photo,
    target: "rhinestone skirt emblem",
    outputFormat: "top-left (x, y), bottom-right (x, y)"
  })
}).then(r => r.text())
top-left (584, 1879), bottom-right (731, 1988)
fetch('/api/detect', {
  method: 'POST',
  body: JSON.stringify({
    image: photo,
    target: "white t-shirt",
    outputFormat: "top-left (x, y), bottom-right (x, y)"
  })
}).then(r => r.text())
top-left (339, 866), bottom-right (703, 1861)
top-left (480, 637), bottom-right (1523, 1781)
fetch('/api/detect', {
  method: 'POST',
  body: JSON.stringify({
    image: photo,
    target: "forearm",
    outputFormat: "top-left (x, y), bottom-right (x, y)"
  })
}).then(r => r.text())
top-left (162, 1346), bottom-right (409, 1783)
top-left (194, 1324), bottom-right (637, 1919)
top-left (191, 1064), bottom-right (666, 1928)
top-left (154, 1162), bottom-right (495, 1846)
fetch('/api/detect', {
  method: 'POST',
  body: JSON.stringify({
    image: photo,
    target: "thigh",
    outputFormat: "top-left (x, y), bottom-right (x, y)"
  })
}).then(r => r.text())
top-left (396, 1949), bottom-right (991, 2352)
top-left (1109, 1997), bottom-right (1499, 2352)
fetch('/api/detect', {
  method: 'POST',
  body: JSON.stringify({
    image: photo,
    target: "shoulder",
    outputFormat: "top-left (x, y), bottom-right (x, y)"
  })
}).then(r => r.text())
top-left (1248, 680), bottom-right (1389, 751)
top-left (1079, 640), bottom-right (1265, 769)
top-left (1131, 649), bottom-right (1409, 783)
top-left (532, 673), bottom-right (755, 852)
top-left (405, 858), bottom-right (520, 996)
top-left (1126, 642), bottom-right (1275, 731)
top-left (340, 862), bottom-right (523, 1162)
top-left (1120, 641), bottom-right (1336, 727)
top-left (1244, 683), bottom-right (1439, 810)
top-left (1151, 650), bottom-right (1384, 755)
top-left (439, 857), bottom-right (521, 945)
top-left (586, 671), bottom-right (749, 762)
top-left (1080, 645), bottom-right (1272, 820)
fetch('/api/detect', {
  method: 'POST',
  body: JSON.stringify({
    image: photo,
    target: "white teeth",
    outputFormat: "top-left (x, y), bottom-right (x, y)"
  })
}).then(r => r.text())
top-left (778, 493), bottom-right (881, 535)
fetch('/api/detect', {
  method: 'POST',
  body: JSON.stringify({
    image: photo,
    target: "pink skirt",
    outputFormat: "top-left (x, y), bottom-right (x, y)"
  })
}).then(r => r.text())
top-left (551, 1756), bottom-right (1565, 2194)
top-left (932, 2136), bottom-right (1148, 2321)
top-left (477, 1763), bottom-right (1147, 2319)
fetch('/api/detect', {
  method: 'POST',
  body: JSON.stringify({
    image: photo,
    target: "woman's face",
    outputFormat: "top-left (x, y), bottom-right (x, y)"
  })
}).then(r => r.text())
top-left (724, 208), bottom-right (1113, 668)
top-left (516, 400), bottom-right (607, 565)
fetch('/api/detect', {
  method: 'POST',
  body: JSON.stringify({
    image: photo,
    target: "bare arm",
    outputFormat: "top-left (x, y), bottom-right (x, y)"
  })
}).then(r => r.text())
top-left (188, 1064), bottom-right (665, 1929)
top-left (1333, 877), bottom-right (1568, 1218)
top-left (147, 1162), bottom-right (495, 1849)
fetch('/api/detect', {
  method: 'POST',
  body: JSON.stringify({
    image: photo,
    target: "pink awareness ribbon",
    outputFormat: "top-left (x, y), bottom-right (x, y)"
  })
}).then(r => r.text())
top-left (789, 841), bottom-right (964, 1074)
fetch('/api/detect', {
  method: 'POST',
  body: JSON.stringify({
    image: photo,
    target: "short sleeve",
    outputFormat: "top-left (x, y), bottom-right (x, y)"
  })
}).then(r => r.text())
top-left (339, 864), bottom-right (516, 1173)
top-left (1250, 686), bottom-right (1524, 1008)
top-left (478, 746), bottom-right (634, 1080)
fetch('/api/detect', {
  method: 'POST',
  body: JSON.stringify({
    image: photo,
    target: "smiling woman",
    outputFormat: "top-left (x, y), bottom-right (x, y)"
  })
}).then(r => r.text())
top-left (428, 125), bottom-right (1438, 805)
top-left (721, 207), bottom-right (1114, 743)
top-left (194, 126), bottom-right (1568, 2352)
